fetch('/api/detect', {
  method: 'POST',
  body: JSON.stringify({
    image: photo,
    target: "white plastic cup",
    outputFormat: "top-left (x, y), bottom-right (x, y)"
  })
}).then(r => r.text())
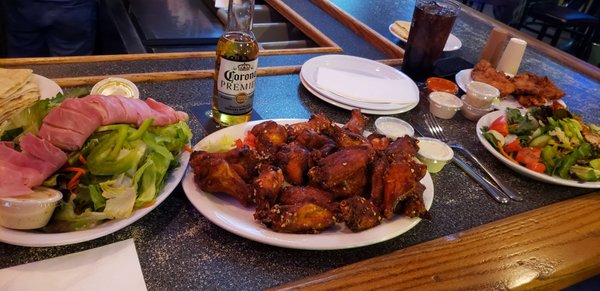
top-left (416, 137), bottom-right (454, 173)
top-left (465, 81), bottom-right (500, 109)
top-left (428, 91), bottom-right (463, 119)
top-left (496, 38), bottom-right (527, 75)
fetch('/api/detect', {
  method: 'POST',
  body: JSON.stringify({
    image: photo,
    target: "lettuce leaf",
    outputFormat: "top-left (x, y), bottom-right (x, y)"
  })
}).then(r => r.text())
top-left (100, 177), bottom-right (137, 219)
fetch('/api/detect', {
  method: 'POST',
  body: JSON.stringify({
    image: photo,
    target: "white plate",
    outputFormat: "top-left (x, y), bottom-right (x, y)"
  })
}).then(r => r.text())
top-left (300, 74), bottom-right (417, 115)
top-left (477, 111), bottom-right (600, 188)
top-left (300, 55), bottom-right (419, 113)
top-left (388, 23), bottom-right (462, 52)
top-left (34, 74), bottom-right (63, 100)
top-left (0, 151), bottom-right (191, 247)
top-left (182, 119), bottom-right (434, 250)
top-left (455, 69), bottom-right (565, 111)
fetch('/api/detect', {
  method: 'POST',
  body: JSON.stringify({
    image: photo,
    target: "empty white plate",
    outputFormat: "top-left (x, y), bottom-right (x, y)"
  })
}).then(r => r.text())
top-left (388, 22), bottom-right (462, 52)
top-left (300, 54), bottom-right (419, 114)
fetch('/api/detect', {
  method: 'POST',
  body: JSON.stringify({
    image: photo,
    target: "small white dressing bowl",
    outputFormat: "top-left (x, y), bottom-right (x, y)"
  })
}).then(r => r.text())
top-left (416, 137), bottom-right (454, 173)
top-left (375, 117), bottom-right (414, 139)
top-left (465, 81), bottom-right (500, 109)
top-left (0, 187), bottom-right (63, 230)
top-left (428, 91), bottom-right (463, 119)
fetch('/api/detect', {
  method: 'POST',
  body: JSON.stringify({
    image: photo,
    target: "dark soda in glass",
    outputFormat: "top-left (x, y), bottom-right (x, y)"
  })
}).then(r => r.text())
top-left (401, 0), bottom-right (460, 82)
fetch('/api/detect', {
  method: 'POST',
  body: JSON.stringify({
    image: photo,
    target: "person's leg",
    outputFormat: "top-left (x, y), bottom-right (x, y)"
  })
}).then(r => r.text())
top-left (47, 0), bottom-right (97, 56)
top-left (5, 0), bottom-right (51, 57)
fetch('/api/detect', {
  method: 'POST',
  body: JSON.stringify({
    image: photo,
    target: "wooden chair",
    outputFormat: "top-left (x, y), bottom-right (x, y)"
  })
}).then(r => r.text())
top-left (462, 0), bottom-right (521, 25)
top-left (518, 0), bottom-right (599, 58)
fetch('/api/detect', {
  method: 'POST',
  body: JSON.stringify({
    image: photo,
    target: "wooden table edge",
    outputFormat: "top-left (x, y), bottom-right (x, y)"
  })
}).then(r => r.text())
top-left (271, 192), bottom-right (600, 290)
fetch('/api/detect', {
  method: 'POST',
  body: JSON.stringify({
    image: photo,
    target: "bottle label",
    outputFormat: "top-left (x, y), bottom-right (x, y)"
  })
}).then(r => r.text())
top-left (216, 58), bottom-right (258, 115)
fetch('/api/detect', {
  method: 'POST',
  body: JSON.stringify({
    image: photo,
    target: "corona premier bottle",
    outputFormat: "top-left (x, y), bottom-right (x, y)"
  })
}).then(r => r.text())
top-left (212, 0), bottom-right (259, 126)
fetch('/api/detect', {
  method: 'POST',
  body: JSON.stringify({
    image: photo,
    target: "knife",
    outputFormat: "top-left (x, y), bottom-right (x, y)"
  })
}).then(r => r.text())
top-left (413, 124), bottom-right (510, 204)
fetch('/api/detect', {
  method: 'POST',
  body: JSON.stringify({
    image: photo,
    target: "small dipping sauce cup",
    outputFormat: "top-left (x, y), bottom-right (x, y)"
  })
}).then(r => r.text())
top-left (0, 187), bottom-right (63, 230)
top-left (460, 95), bottom-right (494, 121)
top-left (428, 91), bottom-right (463, 119)
top-left (417, 137), bottom-right (454, 173)
top-left (464, 81), bottom-right (499, 108)
top-left (375, 117), bottom-right (415, 139)
top-left (426, 77), bottom-right (459, 95)
top-left (91, 77), bottom-right (140, 99)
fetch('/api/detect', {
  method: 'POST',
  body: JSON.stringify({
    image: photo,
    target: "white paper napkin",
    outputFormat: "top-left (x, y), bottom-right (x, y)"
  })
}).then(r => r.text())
top-left (315, 67), bottom-right (417, 104)
top-left (0, 239), bottom-right (147, 291)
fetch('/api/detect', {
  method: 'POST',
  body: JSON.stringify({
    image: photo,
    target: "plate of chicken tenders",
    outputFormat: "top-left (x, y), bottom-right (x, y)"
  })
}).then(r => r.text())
top-left (455, 60), bottom-right (566, 110)
top-left (182, 110), bottom-right (434, 250)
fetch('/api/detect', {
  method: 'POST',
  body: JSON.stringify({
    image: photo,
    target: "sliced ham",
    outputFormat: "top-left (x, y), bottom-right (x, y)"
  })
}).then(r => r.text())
top-left (19, 133), bottom-right (68, 169)
top-left (145, 98), bottom-right (189, 126)
top-left (42, 101), bottom-right (101, 136)
top-left (39, 124), bottom-right (89, 151)
top-left (39, 95), bottom-right (188, 151)
top-left (0, 135), bottom-right (67, 197)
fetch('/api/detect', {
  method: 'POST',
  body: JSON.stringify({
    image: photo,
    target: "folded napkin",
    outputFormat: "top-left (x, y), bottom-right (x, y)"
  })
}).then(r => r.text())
top-left (315, 67), bottom-right (417, 104)
top-left (0, 239), bottom-right (147, 291)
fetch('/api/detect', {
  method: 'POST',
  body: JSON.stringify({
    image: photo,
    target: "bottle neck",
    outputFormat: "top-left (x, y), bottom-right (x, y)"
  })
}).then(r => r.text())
top-left (226, 0), bottom-right (255, 34)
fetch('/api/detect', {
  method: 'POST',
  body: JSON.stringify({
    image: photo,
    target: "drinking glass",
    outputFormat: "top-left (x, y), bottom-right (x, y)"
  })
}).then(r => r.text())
top-left (401, 0), bottom-right (460, 82)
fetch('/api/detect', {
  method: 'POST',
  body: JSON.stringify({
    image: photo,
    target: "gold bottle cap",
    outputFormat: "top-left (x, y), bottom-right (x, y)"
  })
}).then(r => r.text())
top-left (91, 77), bottom-right (140, 99)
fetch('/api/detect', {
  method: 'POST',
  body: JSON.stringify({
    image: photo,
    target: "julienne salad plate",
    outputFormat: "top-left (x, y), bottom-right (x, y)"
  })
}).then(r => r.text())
top-left (477, 110), bottom-right (600, 188)
top-left (300, 55), bottom-right (420, 115)
top-left (0, 76), bottom-right (193, 247)
top-left (182, 119), bottom-right (434, 250)
top-left (388, 22), bottom-right (462, 52)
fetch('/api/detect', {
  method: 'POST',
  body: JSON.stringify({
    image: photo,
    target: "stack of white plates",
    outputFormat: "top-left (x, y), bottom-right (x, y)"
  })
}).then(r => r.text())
top-left (300, 55), bottom-right (419, 115)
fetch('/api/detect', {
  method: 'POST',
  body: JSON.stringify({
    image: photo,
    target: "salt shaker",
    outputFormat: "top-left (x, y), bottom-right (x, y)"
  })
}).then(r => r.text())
top-left (496, 38), bottom-right (527, 75)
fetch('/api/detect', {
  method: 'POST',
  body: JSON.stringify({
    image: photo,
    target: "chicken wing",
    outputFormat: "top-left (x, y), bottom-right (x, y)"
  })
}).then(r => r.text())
top-left (266, 203), bottom-right (335, 233)
top-left (251, 120), bottom-right (288, 158)
top-left (278, 186), bottom-right (335, 208)
top-left (308, 146), bottom-right (373, 199)
top-left (382, 159), bottom-right (420, 219)
top-left (286, 113), bottom-right (334, 138)
top-left (339, 195), bottom-right (381, 232)
top-left (325, 124), bottom-right (370, 148)
top-left (343, 108), bottom-right (367, 135)
top-left (367, 133), bottom-right (392, 151)
top-left (397, 182), bottom-right (431, 219)
top-left (276, 142), bottom-right (310, 185)
top-left (368, 151), bottom-right (388, 208)
top-left (253, 165), bottom-right (284, 220)
top-left (191, 151), bottom-right (253, 206)
top-left (385, 135), bottom-right (420, 162)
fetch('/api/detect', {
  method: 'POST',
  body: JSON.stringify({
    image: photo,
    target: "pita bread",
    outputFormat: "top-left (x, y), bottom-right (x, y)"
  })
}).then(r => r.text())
top-left (0, 68), bottom-right (33, 98)
top-left (392, 20), bottom-right (411, 40)
top-left (0, 68), bottom-right (40, 124)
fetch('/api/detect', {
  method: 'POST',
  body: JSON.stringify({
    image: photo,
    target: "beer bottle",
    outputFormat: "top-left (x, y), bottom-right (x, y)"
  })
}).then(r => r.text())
top-left (212, 0), bottom-right (259, 126)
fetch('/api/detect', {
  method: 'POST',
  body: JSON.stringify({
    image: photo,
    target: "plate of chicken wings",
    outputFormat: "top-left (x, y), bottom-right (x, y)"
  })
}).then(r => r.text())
top-left (182, 111), bottom-right (434, 250)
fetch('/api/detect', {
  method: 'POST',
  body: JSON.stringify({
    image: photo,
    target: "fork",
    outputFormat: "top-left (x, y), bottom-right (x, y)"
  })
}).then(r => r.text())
top-left (422, 113), bottom-right (517, 203)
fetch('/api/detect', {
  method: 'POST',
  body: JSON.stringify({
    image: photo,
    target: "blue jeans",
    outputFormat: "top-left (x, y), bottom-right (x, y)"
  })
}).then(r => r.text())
top-left (5, 0), bottom-right (97, 57)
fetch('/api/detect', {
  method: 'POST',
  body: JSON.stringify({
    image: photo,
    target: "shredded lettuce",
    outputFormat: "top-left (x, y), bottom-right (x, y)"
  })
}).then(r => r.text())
top-left (100, 177), bottom-right (137, 219)
top-left (43, 119), bottom-right (192, 232)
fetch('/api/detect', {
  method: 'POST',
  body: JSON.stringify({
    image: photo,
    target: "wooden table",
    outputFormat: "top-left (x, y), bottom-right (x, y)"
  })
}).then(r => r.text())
top-left (1, 1), bottom-right (599, 290)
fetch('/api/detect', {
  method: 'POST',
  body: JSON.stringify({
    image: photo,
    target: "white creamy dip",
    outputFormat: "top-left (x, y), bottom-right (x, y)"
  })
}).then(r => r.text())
top-left (375, 117), bottom-right (414, 139)
top-left (0, 187), bottom-right (62, 230)
top-left (416, 137), bottom-right (454, 173)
